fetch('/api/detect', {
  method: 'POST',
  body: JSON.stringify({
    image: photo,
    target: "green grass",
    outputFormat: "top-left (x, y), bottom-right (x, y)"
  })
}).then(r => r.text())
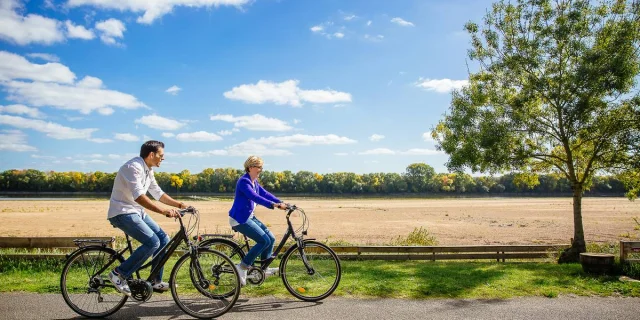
top-left (2, 257), bottom-right (640, 299)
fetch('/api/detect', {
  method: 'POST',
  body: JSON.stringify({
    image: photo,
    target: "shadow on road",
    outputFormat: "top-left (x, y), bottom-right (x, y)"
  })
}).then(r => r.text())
top-left (232, 298), bottom-right (321, 313)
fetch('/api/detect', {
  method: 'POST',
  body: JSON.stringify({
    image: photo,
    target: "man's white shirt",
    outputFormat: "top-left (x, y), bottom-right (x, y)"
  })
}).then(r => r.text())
top-left (108, 157), bottom-right (165, 219)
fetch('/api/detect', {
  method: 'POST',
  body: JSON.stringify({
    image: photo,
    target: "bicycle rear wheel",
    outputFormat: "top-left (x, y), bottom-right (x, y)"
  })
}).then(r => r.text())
top-left (171, 248), bottom-right (240, 319)
top-left (280, 240), bottom-right (341, 301)
top-left (60, 247), bottom-right (127, 318)
top-left (199, 238), bottom-right (245, 267)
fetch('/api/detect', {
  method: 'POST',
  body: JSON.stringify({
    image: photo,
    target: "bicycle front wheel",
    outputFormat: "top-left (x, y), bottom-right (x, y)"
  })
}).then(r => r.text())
top-left (60, 246), bottom-right (127, 318)
top-left (281, 240), bottom-right (341, 301)
top-left (171, 248), bottom-right (240, 319)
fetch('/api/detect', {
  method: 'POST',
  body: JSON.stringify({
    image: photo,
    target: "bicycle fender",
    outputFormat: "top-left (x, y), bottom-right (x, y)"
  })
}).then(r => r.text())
top-left (199, 238), bottom-right (241, 249)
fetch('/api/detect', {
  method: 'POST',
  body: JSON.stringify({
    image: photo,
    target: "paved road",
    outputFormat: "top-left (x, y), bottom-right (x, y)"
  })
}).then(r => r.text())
top-left (1, 293), bottom-right (639, 320)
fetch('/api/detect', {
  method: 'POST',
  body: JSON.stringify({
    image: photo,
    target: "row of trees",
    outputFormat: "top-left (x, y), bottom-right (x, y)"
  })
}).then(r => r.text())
top-left (0, 163), bottom-right (628, 195)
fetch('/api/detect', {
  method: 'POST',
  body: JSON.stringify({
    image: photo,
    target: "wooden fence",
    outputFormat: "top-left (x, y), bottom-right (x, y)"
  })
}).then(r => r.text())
top-left (0, 236), bottom-right (568, 262)
top-left (620, 240), bottom-right (640, 263)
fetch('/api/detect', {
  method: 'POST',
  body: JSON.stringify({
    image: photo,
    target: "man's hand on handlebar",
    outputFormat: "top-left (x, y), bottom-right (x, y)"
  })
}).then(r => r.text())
top-left (163, 208), bottom-right (181, 218)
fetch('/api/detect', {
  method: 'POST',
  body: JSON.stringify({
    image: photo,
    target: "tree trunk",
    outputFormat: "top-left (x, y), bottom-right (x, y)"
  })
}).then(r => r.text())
top-left (558, 185), bottom-right (587, 263)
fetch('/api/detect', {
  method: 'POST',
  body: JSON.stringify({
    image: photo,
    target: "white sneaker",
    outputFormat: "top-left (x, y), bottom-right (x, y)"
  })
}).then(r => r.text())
top-left (265, 267), bottom-right (279, 277)
top-left (108, 270), bottom-right (131, 296)
top-left (235, 264), bottom-right (247, 286)
top-left (152, 281), bottom-right (169, 292)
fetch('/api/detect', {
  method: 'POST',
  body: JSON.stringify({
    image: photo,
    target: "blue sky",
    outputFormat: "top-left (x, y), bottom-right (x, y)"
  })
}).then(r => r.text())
top-left (0, 0), bottom-right (494, 175)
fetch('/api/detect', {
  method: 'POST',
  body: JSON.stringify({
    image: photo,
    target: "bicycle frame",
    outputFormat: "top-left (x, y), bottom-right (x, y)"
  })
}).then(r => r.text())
top-left (218, 206), bottom-right (315, 272)
top-left (86, 212), bottom-right (196, 284)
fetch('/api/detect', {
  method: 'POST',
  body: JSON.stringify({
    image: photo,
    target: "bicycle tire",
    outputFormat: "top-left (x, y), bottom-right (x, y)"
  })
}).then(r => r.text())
top-left (199, 238), bottom-right (245, 266)
top-left (280, 240), bottom-right (341, 301)
top-left (60, 246), bottom-right (127, 318)
top-left (170, 248), bottom-right (241, 319)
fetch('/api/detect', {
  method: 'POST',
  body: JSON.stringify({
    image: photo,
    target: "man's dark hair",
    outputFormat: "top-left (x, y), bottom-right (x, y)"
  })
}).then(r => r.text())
top-left (140, 140), bottom-right (165, 158)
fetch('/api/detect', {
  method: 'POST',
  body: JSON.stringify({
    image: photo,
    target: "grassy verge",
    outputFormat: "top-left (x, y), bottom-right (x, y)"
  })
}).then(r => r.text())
top-left (1, 258), bottom-right (639, 299)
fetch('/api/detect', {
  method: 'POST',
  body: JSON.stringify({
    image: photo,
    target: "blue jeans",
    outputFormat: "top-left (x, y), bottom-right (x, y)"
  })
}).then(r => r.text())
top-left (108, 213), bottom-right (170, 282)
top-left (232, 216), bottom-right (276, 267)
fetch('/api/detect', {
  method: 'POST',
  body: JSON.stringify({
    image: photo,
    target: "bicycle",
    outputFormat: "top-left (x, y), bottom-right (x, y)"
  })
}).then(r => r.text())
top-left (198, 204), bottom-right (341, 301)
top-left (60, 207), bottom-right (241, 319)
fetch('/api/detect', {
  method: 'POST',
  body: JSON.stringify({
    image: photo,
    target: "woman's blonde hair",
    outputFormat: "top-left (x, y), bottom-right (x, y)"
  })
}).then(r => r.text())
top-left (244, 155), bottom-right (264, 173)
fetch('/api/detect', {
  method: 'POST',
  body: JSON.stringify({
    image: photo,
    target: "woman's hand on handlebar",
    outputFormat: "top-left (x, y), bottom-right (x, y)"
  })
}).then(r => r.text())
top-left (274, 202), bottom-right (288, 210)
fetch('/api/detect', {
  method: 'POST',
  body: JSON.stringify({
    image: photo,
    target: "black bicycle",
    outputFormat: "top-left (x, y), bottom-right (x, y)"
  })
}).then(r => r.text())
top-left (60, 207), bottom-right (241, 319)
top-left (199, 204), bottom-right (341, 301)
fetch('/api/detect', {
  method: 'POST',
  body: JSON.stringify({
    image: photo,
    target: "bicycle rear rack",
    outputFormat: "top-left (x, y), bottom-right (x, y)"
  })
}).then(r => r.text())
top-left (73, 237), bottom-right (115, 248)
top-left (199, 233), bottom-right (235, 239)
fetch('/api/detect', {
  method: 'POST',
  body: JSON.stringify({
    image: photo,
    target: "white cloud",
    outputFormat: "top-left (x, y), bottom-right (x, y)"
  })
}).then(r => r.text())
top-left (358, 148), bottom-right (444, 155)
top-left (391, 17), bottom-right (415, 27)
top-left (165, 85), bottom-right (181, 95)
top-left (0, 114), bottom-right (97, 139)
top-left (114, 133), bottom-right (140, 142)
top-left (88, 137), bottom-right (113, 143)
top-left (73, 159), bottom-right (108, 165)
top-left (400, 148), bottom-right (444, 155)
top-left (364, 34), bottom-right (384, 42)
top-left (344, 15), bottom-right (357, 21)
top-left (210, 114), bottom-right (293, 131)
top-left (4, 79), bottom-right (145, 114)
top-left (67, 0), bottom-right (251, 24)
top-left (135, 114), bottom-right (186, 130)
top-left (293, 119), bottom-right (301, 124)
top-left (226, 142), bottom-right (292, 156)
top-left (415, 78), bottom-right (469, 93)
top-left (26, 53), bottom-right (60, 62)
top-left (0, 130), bottom-right (36, 152)
top-left (65, 20), bottom-right (95, 39)
top-left (31, 154), bottom-right (56, 159)
top-left (95, 18), bottom-right (125, 45)
top-left (162, 132), bottom-right (175, 138)
top-left (224, 80), bottom-right (351, 107)
top-left (0, 104), bottom-right (46, 118)
top-left (0, 52), bottom-right (146, 114)
top-left (366, 20), bottom-right (372, 26)
top-left (244, 134), bottom-right (356, 148)
top-left (176, 131), bottom-right (223, 142)
top-left (334, 152), bottom-right (348, 156)
top-left (369, 134), bottom-right (385, 142)
top-left (310, 25), bottom-right (323, 33)
top-left (0, 0), bottom-right (65, 45)
top-left (359, 148), bottom-right (395, 155)
top-left (217, 130), bottom-right (233, 136)
top-left (422, 132), bottom-right (434, 142)
top-left (0, 51), bottom-right (75, 83)
top-left (334, 32), bottom-right (344, 38)
top-left (167, 150), bottom-right (229, 158)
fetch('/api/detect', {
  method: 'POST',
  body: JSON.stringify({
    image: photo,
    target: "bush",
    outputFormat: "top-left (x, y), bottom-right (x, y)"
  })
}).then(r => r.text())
top-left (390, 227), bottom-right (438, 246)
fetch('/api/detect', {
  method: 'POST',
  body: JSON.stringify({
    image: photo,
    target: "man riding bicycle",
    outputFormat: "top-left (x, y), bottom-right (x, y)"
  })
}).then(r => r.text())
top-left (107, 140), bottom-right (192, 296)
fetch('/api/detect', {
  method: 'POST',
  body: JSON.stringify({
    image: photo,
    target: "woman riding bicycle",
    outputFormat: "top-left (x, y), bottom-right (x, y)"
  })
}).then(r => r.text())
top-left (229, 155), bottom-right (287, 286)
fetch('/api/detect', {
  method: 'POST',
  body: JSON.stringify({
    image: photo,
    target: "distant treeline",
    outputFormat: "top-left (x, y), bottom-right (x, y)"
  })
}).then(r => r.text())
top-left (0, 163), bottom-right (628, 196)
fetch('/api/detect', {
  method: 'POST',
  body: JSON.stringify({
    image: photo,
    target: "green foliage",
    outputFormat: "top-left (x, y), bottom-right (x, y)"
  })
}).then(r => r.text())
top-left (390, 227), bottom-right (438, 246)
top-left (433, 0), bottom-right (640, 256)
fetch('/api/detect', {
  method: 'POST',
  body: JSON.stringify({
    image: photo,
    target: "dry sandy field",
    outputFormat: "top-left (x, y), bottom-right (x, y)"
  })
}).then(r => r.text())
top-left (1, 197), bottom-right (639, 245)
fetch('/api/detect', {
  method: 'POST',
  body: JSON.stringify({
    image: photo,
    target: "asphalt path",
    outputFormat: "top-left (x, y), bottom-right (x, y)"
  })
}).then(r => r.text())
top-left (1, 293), bottom-right (640, 320)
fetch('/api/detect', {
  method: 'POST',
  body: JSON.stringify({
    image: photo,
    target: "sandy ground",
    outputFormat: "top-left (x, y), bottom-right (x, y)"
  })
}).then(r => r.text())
top-left (0, 198), bottom-right (639, 245)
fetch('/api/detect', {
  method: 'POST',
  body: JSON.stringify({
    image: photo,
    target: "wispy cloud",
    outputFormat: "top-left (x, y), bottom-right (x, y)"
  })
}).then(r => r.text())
top-left (0, 104), bottom-right (46, 118)
top-left (369, 134), bottom-right (385, 142)
top-left (415, 78), bottom-right (468, 93)
top-left (358, 148), bottom-right (444, 155)
top-left (210, 114), bottom-right (293, 131)
top-left (67, 0), bottom-right (251, 25)
top-left (391, 17), bottom-right (415, 27)
top-left (165, 85), bottom-right (182, 95)
top-left (26, 53), bottom-right (60, 62)
top-left (0, 114), bottom-right (98, 140)
top-left (359, 148), bottom-right (395, 155)
top-left (0, 130), bottom-right (36, 152)
top-left (0, 0), bottom-right (65, 45)
top-left (422, 132), bottom-right (434, 142)
top-left (224, 80), bottom-right (352, 107)
top-left (114, 133), bottom-right (140, 142)
top-left (135, 114), bottom-right (186, 130)
top-left (175, 131), bottom-right (223, 142)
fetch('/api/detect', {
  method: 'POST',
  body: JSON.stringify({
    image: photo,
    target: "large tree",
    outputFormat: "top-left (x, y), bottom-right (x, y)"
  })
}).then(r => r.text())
top-left (433, 0), bottom-right (640, 262)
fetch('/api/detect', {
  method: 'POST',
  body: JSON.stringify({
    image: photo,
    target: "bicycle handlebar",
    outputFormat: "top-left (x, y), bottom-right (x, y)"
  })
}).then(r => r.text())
top-left (178, 207), bottom-right (197, 217)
